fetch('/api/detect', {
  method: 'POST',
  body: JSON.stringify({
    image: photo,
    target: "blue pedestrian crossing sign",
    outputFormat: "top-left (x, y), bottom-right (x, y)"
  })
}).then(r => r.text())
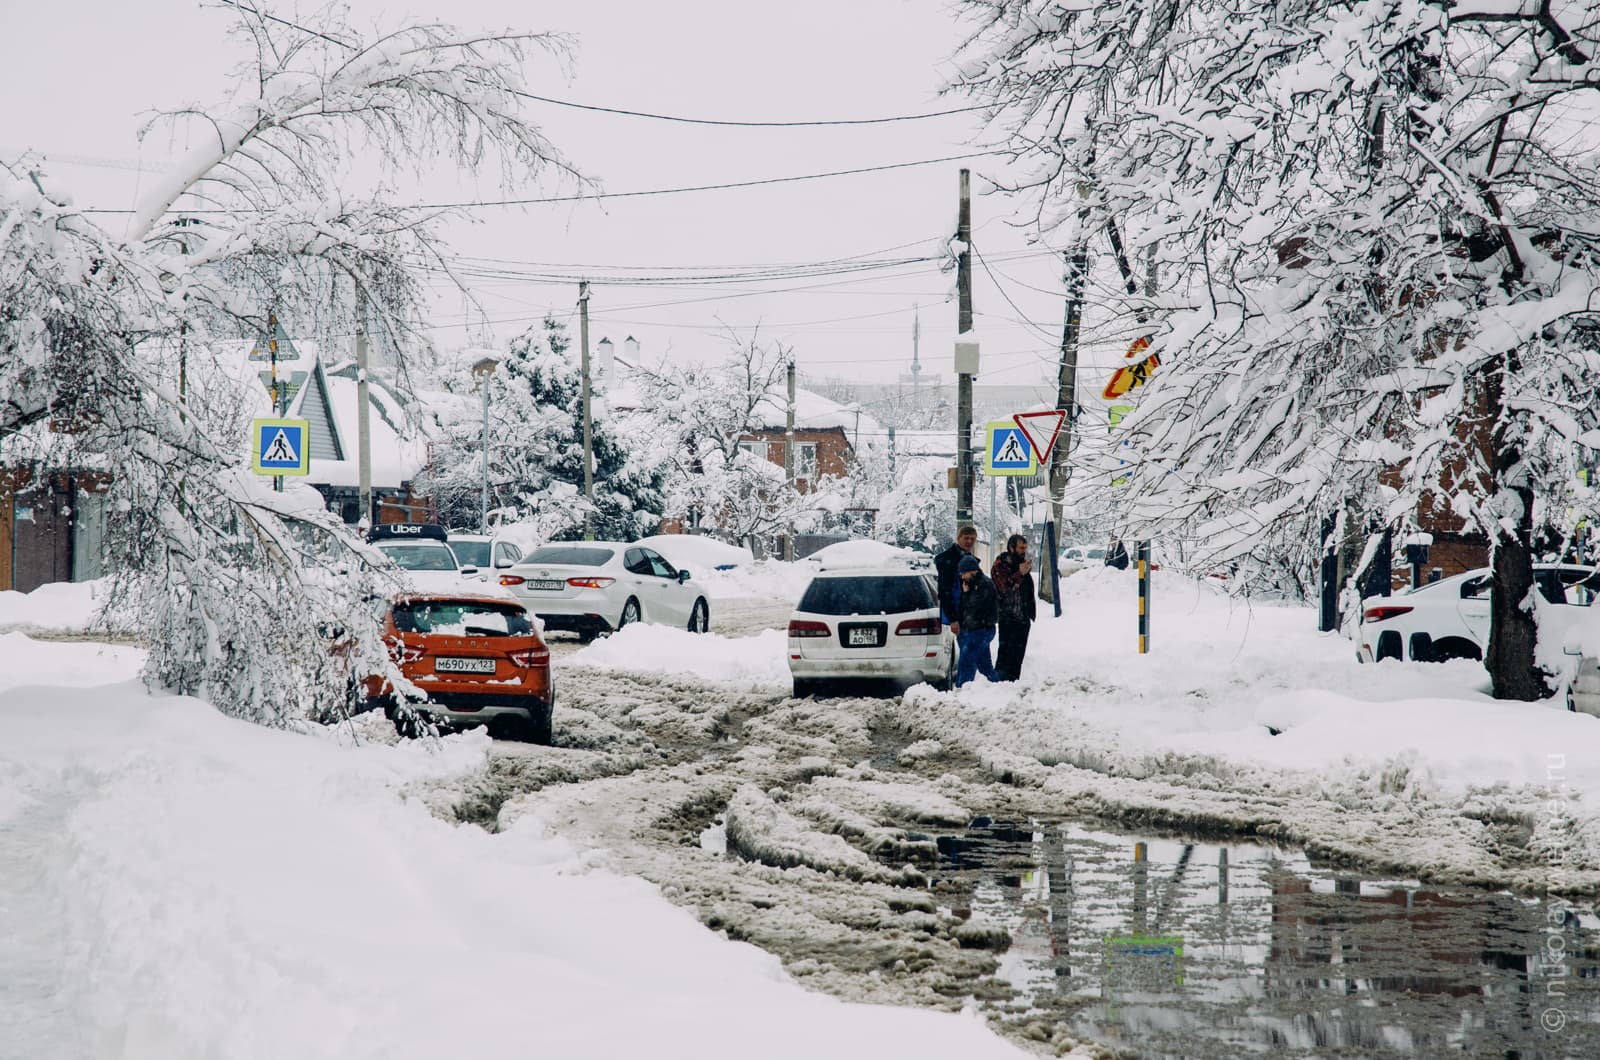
top-left (985, 421), bottom-right (1038, 476)
top-left (251, 417), bottom-right (311, 476)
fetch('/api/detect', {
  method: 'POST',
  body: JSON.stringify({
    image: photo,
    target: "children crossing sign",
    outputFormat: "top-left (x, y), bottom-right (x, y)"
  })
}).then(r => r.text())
top-left (984, 421), bottom-right (1038, 476)
top-left (251, 417), bottom-right (311, 476)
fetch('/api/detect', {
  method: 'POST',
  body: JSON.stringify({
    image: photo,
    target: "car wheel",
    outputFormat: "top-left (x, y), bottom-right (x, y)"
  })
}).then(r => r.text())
top-left (390, 703), bottom-right (430, 739)
top-left (618, 597), bottom-right (641, 629)
top-left (524, 706), bottom-right (553, 745)
top-left (932, 653), bottom-right (955, 692)
top-left (687, 598), bottom-right (710, 633)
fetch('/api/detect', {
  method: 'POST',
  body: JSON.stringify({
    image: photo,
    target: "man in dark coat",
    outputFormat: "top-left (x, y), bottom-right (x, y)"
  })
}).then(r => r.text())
top-left (954, 554), bottom-right (999, 686)
top-left (990, 533), bottom-right (1036, 681)
top-left (934, 525), bottom-right (978, 634)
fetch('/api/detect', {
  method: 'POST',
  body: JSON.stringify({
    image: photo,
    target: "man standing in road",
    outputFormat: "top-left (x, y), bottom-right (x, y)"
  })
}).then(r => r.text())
top-left (990, 533), bottom-right (1036, 682)
top-left (935, 525), bottom-right (978, 635)
top-left (954, 554), bottom-right (998, 686)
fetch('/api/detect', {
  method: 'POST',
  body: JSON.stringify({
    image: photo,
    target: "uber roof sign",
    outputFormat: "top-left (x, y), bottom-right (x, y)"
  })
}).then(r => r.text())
top-left (368, 523), bottom-right (448, 543)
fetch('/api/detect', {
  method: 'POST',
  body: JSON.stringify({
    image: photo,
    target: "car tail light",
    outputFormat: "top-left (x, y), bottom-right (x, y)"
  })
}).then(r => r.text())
top-left (895, 617), bottom-right (941, 636)
top-left (387, 641), bottom-right (425, 664)
top-left (1363, 605), bottom-right (1414, 623)
top-left (508, 647), bottom-right (550, 668)
top-left (499, 575), bottom-right (525, 586)
top-left (566, 576), bottom-right (616, 589)
top-left (788, 619), bottom-right (830, 638)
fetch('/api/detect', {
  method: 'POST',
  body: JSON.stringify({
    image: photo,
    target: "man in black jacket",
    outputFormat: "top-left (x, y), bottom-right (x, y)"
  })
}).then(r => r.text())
top-left (934, 525), bottom-right (978, 634)
top-left (954, 554), bottom-right (999, 686)
top-left (990, 533), bottom-right (1036, 681)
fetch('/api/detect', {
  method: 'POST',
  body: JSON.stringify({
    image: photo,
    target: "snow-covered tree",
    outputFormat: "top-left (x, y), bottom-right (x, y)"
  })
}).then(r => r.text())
top-left (420, 316), bottom-right (666, 540)
top-left (955, 0), bottom-right (1600, 699)
top-left (634, 335), bottom-right (836, 549)
top-left (1, 5), bottom-right (575, 724)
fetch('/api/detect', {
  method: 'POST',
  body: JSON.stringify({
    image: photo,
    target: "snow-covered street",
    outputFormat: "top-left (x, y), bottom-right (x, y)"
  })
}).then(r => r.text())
top-left (8, 569), bottom-right (1598, 1058)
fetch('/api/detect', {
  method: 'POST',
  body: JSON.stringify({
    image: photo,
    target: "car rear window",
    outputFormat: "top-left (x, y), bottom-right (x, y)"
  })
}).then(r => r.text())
top-left (393, 601), bottom-right (531, 636)
top-left (524, 546), bottom-right (615, 567)
top-left (448, 540), bottom-right (490, 567)
top-left (379, 542), bottom-right (459, 571)
top-left (798, 576), bottom-right (935, 616)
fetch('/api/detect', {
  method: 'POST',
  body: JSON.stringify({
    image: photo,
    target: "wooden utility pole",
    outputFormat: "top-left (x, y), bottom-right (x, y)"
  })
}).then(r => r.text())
top-left (355, 284), bottom-right (372, 530)
top-left (956, 169), bottom-right (975, 525)
top-left (579, 281), bottom-right (595, 540)
top-left (784, 359), bottom-right (797, 561)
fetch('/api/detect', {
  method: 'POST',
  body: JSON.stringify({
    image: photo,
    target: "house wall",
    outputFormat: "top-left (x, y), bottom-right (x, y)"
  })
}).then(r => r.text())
top-left (739, 427), bottom-right (853, 490)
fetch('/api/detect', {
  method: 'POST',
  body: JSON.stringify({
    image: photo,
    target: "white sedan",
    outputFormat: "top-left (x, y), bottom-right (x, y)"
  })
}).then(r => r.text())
top-left (1356, 564), bottom-right (1600, 663)
top-left (498, 542), bottom-right (711, 639)
top-left (787, 567), bottom-right (954, 697)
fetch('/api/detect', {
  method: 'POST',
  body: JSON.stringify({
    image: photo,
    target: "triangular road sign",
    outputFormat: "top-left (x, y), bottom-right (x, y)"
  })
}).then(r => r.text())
top-left (1013, 409), bottom-right (1067, 464)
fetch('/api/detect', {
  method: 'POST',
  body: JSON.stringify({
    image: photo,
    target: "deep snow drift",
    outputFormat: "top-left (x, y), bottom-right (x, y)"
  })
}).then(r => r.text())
top-left (0, 636), bottom-right (1029, 1060)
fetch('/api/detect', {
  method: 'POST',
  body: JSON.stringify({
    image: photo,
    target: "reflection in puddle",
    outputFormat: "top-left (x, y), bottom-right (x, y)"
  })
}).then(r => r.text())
top-left (934, 819), bottom-right (1600, 1058)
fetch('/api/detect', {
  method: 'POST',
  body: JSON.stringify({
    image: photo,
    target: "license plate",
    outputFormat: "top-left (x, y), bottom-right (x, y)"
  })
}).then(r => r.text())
top-left (848, 628), bottom-right (878, 646)
top-left (435, 657), bottom-right (495, 674)
top-left (528, 579), bottom-right (565, 591)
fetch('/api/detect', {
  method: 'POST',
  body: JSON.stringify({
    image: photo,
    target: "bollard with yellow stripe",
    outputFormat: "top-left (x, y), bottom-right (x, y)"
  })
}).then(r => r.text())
top-left (1137, 539), bottom-right (1151, 654)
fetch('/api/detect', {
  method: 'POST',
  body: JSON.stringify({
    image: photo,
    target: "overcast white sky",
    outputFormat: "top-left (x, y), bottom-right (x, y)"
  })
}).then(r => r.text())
top-left (0, 0), bottom-right (1126, 390)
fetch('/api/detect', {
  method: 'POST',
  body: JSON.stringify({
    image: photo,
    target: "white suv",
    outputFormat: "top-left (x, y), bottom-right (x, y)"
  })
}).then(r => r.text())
top-left (1357, 563), bottom-right (1600, 663)
top-left (786, 569), bottom-right (955, 697)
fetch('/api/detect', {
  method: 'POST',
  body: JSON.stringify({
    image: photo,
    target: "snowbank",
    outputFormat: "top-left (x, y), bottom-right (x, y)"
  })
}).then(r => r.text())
top-left (0, 579), bottom-right (125, 636)
top-left (897, 568), bottom-right (1600, 892)
top-left (0, 642), bottom-right (1028, 1060)
top-left (567, 624), bottom-right (790, 689)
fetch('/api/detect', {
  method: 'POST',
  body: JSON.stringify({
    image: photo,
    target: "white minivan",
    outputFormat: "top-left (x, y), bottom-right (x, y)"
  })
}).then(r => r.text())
top-left (786, 568), bottom-right (955, 697)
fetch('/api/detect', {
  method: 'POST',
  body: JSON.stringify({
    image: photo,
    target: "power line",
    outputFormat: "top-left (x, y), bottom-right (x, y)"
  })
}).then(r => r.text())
top-left (79, 151), bottom-right (1001, 215)
top-left (509, 89), bottom-right (992, 128)
top-left (218, 1), bottom-right (990, 129)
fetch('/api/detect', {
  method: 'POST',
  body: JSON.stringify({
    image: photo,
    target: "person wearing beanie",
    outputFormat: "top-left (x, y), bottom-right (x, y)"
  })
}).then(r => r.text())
top-left (954, 553), bottom-right (999, 686)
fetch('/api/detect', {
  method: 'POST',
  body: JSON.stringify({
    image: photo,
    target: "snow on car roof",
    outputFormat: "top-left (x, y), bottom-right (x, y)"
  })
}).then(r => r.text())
top-left (806, 540), bottom-right (931, 571)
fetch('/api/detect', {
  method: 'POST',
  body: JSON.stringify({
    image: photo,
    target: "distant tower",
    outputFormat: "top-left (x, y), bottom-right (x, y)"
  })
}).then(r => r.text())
top-left (910, 304), bottom-right (922, 391)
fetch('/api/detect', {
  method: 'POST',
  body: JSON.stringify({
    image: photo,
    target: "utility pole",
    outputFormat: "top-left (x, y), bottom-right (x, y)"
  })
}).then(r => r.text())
top-left (784, 359), bottom-right (797, 561)
top-left (579, 281), bottom-right (595, 540)
top-left (268, 308), bottom-right (284, 494)
top-left (1039, 239), bottom-right (1088, 612)
top-left (955, 168), bottom-right (975, 526)
top-left (355, 284), bottom-right (372, 530)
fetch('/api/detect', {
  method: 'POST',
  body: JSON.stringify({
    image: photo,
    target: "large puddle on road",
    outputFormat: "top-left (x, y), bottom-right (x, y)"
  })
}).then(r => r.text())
top-left (930, 818), bottom-right (1600, 1058)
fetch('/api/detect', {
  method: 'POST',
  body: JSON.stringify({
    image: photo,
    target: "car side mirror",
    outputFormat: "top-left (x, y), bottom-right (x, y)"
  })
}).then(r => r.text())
top-left (678, 569), bottom-right (691, 583)
top-left (494, 557), bottom-right (513, 569)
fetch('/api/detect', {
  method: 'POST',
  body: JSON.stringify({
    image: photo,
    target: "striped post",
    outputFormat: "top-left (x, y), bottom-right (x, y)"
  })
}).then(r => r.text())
top-left (1137, 539), bottom-right (1151, 654)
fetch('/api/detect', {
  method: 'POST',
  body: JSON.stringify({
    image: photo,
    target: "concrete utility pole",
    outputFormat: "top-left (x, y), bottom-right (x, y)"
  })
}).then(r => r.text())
top-left (268, 308), bottom-right (284, 494)
top-left (1039, 241), bottom-right (1088, 611)
top-left (354, 284), bottom-right (372, 530)
top-left (579, 281), bottom-right (595, 540)
top-left (956, 169), bottom-right (975, 525)
top-left (784, 359), bottom-right (797, 562)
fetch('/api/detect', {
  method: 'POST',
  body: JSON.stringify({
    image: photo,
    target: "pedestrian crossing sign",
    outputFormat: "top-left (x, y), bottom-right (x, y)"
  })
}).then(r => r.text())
top-left (985, 421), bottom-right (1038, 476)
top-left (251, 417), bottom-right (311, 476)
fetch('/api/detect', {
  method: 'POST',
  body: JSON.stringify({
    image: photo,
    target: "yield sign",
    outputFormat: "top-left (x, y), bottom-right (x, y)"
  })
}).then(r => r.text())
top-left (1013, 409), bottom-right (1067, 464)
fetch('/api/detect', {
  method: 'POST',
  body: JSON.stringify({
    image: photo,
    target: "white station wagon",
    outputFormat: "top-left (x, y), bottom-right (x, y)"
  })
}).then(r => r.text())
top-left (786, 568), bottom-right (954, 698)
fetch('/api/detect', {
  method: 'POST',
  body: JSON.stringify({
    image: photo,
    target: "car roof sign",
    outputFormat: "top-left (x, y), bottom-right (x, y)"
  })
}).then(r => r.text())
top-left (369, 522), bottom-right (448, 543)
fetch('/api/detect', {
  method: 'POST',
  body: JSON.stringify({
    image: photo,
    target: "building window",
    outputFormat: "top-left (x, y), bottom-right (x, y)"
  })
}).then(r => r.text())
top-left (797, 442), bottom-right (818, 480)
top-left (738, 440), bottom-right (765, 460)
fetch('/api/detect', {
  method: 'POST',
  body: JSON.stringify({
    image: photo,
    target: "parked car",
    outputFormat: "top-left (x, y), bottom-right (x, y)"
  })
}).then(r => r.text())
top-left (445, 532), bottom-right (524, 574)
top-left (367, 523), bottom-right (476, 589)
top-left (1356, 564), bottom-right (1600, 663)
top-left (498, 542), bottom-right (710, 639)
top-left (365, 591), bottom-right (554, 743)
top-left (786, 568), bottom-right (955, 698)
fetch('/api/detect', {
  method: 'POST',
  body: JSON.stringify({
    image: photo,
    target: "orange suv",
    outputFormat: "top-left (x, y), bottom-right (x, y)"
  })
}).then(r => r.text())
top-left (364, 592), bottom-right (554, 743)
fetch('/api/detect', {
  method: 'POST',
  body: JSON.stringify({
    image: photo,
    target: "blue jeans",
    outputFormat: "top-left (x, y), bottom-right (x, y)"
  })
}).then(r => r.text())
top-left (955, 627), bottom-right (997, 686)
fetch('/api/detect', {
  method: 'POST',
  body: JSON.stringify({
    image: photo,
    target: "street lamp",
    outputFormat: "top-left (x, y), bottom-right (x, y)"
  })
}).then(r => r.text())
top-left (471, 356), bottom-right (499, 533)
